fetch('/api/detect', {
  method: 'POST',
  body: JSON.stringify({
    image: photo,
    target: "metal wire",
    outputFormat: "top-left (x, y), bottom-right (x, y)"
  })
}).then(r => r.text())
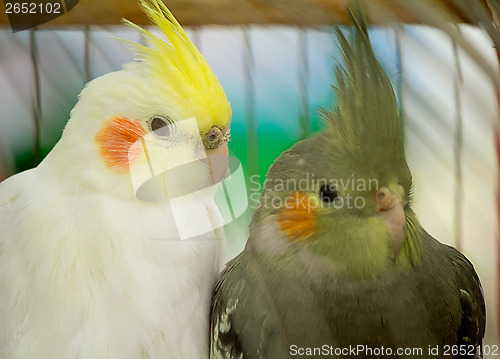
top-left (243, 26), bottom-right (258, 180)
top-left (452, 28), bottom-right (464, 251)
top-left (84, 25), bottom-right (91, 82)
top-left (394, 24), bottom-right (405, 140)
top-left (298, 28), bottom-right (310, 139)
top-left (29, 29), bottom-right (41, 164)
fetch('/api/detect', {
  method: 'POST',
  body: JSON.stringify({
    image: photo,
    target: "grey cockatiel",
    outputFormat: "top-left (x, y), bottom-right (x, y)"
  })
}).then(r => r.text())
top-left (209, 5), bottom-right (485, 359)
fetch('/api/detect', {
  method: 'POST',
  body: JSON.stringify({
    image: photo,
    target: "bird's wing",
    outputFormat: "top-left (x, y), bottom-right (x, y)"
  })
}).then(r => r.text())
top-left (0, 169), bottom-right (37, 232)
top-left (445, 245), bottom-right (486, 358)
top-left (210, 255), bottom-right (245, 359)
top-left (210, 252), bottom-right (291, 359)
top-left (0, 169), bottom-right (38, 343)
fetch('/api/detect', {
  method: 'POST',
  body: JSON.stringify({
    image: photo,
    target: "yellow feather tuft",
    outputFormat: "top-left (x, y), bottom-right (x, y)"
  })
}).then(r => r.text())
top-left (123, 0), bottom-right (231, 133)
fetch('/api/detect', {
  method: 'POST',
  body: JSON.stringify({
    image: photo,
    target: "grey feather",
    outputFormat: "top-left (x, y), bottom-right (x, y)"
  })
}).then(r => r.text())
top-left (210, 2), bottom-right (485, 358)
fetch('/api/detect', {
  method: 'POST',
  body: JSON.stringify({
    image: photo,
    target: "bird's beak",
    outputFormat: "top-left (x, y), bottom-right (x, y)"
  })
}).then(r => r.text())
top-left (375, 185), bottom-right (406, 257)
top-left (206, 140), bottom-right (229, 184)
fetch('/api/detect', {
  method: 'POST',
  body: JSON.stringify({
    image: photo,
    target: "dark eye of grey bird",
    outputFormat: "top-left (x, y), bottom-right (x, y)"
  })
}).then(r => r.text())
top-left (151, 116), bottom-right (171, 137)
top-left (319, 184), bottom-right (340, 203)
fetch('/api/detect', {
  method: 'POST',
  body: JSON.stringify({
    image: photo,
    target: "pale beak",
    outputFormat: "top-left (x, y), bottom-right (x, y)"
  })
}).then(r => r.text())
top-left (375, 185), bottom-right (406, 257)
top-left (206, 140), bottom-right (229, 184)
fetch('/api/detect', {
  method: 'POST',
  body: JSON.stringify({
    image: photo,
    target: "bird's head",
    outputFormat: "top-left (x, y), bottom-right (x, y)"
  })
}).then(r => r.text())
top-left (250, 7), bottom-right (423, 278)
top-left (42, 0), bottom-right (231, 201)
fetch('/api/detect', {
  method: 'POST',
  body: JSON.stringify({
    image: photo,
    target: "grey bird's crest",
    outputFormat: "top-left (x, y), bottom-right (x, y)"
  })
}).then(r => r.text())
top-left (322, 4), bottom-right (410, 187)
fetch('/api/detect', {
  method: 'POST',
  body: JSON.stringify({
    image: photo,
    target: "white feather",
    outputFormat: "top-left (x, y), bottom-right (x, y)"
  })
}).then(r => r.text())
top-left (0, 165), bottom-right (223, 358)
top-left (0, 64), bottom-right (228, 359)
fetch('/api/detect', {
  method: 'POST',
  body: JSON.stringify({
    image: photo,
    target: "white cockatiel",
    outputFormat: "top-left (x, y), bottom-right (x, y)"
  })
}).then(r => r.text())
top-left (0, 1), bottom-right (231, 358)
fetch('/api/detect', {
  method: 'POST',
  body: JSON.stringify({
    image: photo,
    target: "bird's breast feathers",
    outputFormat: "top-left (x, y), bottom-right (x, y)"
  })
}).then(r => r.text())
top-left (0, 169), bottom-right (222, 358)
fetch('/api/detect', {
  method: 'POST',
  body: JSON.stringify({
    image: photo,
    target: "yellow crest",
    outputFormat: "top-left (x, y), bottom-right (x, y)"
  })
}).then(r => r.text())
top-left (124, 0), bottom-right (231, 132)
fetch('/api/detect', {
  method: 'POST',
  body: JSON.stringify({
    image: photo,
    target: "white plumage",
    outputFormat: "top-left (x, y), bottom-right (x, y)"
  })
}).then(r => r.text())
top-left (0, 1), bottom-right (232, 358)
top-left (0, 167), bottom-right (223, 358)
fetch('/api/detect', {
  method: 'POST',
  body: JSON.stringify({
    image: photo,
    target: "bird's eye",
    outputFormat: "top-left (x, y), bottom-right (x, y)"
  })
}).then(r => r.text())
top-left (319, 184), bottom-right (340, 203)
top-left (203, 126), bottom-right (224, 150)
top-left (150, 116), bottom-right (173, 137)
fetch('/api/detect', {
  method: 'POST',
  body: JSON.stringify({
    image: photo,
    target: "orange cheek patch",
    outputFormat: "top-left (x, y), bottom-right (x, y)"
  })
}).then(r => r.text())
top-left (276, 191), bottom-right (318, 242)
top-left (95, 116), bottom-right (146, 172)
